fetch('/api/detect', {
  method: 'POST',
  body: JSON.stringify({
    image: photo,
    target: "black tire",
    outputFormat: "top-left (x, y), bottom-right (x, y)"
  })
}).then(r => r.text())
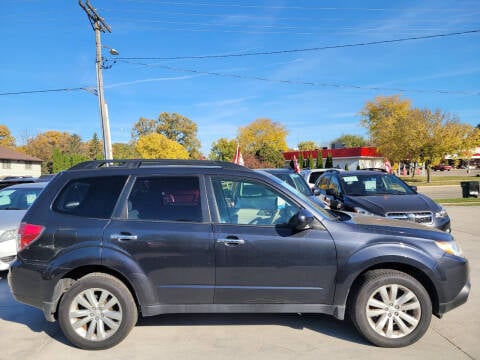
top-left (349, 270), bottom-right (432, 347)
top-left (58, 273), bottom-right (138, 350)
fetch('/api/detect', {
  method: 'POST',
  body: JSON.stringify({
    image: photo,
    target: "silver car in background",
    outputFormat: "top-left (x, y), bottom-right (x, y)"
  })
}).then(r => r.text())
top-left (0, 182), bottom-right (47, 270)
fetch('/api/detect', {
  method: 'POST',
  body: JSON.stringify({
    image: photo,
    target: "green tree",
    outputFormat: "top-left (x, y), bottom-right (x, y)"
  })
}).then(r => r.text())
top-left (209, 138), bottom-right (237, 161)
top-left (132, 113), bottom-right (202, 159)
top-left (307, 155), bottom-right (314, 169)
top-left (325, 152), bottom-right (333, 168)
top-left (255, 144), bottom-right (285, 168)
top-left (298, 141), bottom-right (318, 150)
top-left (316, 152), bottom-right (324, 168)
top-left (0, 125), bottom-right (16, 148)
top-left (135, 133), bottom-right (189, 159)
top-left (113, 142), bottom-right (138, 159)
top-left (237, 118), bottom-right (288, 156)
top-left (298, 153), bottom-right (304, 169)
top-left (332, 134), bottom-right (367, 148)
top-left (88, 133), bottom-right (103, 160)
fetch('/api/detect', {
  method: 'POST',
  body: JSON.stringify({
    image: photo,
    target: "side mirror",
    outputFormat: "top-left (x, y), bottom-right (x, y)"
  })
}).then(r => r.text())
top-left (312, 188), bottom-right (321, 196)
top-left (410, 185), bottom-right (418, 192)
top-left (290, 209), bottom-right (314, 231)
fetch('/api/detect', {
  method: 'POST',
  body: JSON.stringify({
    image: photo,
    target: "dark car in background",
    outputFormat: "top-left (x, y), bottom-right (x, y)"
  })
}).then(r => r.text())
top-left (315, 170), bottom-right (451, 231)
top-left (258, 168), bottom-right (323, 205)
top-left (8, 160), bottom-right (468, 350)
top-left (431, 164), bottom-right (453, 171)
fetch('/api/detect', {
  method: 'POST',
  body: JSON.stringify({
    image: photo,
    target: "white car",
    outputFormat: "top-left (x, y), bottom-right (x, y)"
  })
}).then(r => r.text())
top-left (0, 182), bottom-right (47, 270)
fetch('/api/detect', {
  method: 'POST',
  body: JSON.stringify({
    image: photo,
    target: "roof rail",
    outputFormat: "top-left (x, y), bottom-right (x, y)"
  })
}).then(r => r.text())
top-left (67, 159), bottom-right (247, 170)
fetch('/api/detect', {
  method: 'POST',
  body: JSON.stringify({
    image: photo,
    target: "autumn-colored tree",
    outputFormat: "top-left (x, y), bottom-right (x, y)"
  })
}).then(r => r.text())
top-left (0, 125), bottom-right (16, 148)
top-left (361, 95), bottom-right (413, 163)
top-left (332, 134), bottom-right (368, 148)
top-left (132, 113), bottom-right (202, 159)
top-left (135, 133), bottom-right (189, 159)
top-left (298, 141), bottom-right (318, 150)
top-left (113, 142), bottom-right (138, 159)
top-left (237, 118), bottom-right (288, 156)
top-left (209, 138), bottom-right (237, 161)
top-left (361, 95), bottom-right (477, 182)
top-left (23, 131), bottom-right (73, 173)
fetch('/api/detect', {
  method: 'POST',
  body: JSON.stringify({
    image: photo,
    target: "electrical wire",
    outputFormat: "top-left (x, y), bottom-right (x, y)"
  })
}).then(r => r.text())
top-left (0, 87), bottom-right (89, 96)
top-left (118, 59), bottom-right (480, 96)
top-left (116, 29), bottom-right (480, 60)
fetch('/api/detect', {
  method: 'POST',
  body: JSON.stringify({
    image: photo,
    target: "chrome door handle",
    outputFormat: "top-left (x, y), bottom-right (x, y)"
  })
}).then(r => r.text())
top-left (110, 233), bottom-right (138, 241)
top-left (217, 238), bottom-right (245, 246)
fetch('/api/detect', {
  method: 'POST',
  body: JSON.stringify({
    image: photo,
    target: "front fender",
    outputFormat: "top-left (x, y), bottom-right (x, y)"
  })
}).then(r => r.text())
top-left (333, 243), bottom-right (441, 307)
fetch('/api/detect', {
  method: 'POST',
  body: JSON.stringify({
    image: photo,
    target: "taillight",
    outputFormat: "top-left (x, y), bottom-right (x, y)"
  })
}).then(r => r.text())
top-left (18, 222), bottom-right (45, 251)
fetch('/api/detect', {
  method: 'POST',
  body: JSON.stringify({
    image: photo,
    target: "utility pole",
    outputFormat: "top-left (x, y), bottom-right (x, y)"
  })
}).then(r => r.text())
top-left (79, 0), bottom-right (113, 160)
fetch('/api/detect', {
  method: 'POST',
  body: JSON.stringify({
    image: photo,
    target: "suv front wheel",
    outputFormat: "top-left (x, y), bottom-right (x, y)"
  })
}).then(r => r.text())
top-left (349, 269), bottom-right (432, 347)
top-left (58, 273), bottom-right (138, 350)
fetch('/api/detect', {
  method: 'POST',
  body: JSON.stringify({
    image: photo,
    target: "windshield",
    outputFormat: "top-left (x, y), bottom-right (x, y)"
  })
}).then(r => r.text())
top-left (0, 187), bottom-right (43, 210)
top-left (265, 173), bottom-right (338, 220)
top-left (272, 172), bottom-right (312, 197)
top-left (340, 173), bottom-right (415, 196)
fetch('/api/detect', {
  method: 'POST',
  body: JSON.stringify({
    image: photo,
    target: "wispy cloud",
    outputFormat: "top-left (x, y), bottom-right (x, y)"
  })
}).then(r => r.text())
top-left (105, 75), bottom-right (203, 89)
top-left (194, 97), bottom-right (255, 108)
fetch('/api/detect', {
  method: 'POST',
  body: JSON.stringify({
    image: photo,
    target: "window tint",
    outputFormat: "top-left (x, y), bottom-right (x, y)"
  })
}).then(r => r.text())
top-left (53, 176), bottom-right (127, 218)
top-left (0, 187), bottom-right (43, 210)
top-left (127, 176), bottom-right (202, 222)
top-left (212, 178), bottom-right (299, 225)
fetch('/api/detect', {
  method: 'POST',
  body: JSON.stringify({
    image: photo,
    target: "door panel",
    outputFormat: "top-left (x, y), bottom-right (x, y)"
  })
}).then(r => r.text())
top-left (210, 177), bottom-right (337, 305)
top-left (103, 175), bottom-right (215, 304)
top-left (104, 220), bottom-right (215, 304)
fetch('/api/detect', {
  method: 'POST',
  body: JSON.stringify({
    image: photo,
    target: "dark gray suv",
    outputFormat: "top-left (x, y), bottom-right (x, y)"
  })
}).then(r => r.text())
top-left (8, 160), bottom-right (469, 350)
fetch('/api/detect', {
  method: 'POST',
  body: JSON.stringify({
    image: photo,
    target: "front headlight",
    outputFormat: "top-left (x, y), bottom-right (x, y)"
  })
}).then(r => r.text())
top-left (353, 207), bottom-right (375, 216)
top-left (0, 229), bottom-right (17, 243)
top-left (435, 240), bottom-right (463, 257)
top-left (435, 206), bottom-right (448, 218)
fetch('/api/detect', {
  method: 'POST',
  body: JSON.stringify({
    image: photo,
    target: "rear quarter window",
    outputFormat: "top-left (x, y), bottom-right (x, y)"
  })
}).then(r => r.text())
top-left (53, 176), bottom-right (127, 219)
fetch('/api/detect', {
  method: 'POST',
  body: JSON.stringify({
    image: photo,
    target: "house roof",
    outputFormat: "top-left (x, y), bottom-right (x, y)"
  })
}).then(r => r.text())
top-left (0, 146), bottom-right (43, 162)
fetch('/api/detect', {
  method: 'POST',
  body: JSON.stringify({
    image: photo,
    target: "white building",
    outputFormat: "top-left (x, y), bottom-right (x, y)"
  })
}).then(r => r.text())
top-left (0, 146), bottom-right (42, 178)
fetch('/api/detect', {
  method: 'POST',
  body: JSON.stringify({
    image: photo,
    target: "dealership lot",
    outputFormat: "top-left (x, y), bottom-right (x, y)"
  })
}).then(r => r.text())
top-left (0, 206), bottom-right (478, 360)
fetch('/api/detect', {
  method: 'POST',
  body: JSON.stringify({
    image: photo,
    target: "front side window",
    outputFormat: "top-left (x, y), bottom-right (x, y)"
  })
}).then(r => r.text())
top-left (212, 178), bottom-right (299, 225)
top-left (53, 176), bottom-right (127, 218)
top-left (127, 176), bottom-right (202, 222)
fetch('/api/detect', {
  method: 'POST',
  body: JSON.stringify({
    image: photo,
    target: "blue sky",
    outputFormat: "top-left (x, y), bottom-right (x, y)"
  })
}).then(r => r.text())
top-left (1, 0), bottom-right (479, 155)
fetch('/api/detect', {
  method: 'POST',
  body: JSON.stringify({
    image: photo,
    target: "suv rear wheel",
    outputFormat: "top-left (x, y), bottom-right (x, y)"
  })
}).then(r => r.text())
top-left (58, 273), bottom-right (138, 350)
top-left (349, 269), bottom-right (432, 347)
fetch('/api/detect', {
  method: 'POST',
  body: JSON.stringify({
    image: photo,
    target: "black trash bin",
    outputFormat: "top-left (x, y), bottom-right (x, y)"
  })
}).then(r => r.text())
top-left (460, 181), bottom-right (479, 198)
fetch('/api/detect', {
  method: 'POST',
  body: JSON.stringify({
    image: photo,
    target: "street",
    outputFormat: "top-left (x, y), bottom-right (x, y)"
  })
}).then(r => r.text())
top-left (0, 206), bottom-right (478, 360)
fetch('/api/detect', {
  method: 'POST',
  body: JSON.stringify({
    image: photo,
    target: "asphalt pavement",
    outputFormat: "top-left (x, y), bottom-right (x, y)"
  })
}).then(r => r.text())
top-left (0, 206), bottom-right (479, 360)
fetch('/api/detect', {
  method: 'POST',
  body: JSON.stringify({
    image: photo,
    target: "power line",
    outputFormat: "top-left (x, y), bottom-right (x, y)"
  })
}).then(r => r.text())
top-left (116, 28), bottom-right (480, 61)
top-left (0, 87), bottom-right (88, 96)
top-left (118, 60), bottom-right (480, 96)
top-left (118, 1), bottom-right (476, 12)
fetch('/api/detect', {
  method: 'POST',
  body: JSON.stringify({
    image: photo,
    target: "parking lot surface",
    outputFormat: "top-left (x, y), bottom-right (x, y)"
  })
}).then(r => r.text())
top-left (1, 206), bottom-right (478, 360)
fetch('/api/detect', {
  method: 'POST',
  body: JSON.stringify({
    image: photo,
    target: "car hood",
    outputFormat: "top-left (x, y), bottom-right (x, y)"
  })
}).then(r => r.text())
top-left (0, 210), bottom-right (27, 232)
top-left (334, 211), bottom-right (450, 240)
top-left (345, 193), bottom-right (440, 215)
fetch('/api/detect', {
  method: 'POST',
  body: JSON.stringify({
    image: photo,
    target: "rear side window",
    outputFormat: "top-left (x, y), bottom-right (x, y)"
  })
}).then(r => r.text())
top-left (53, 176), bottom-right (127, 218)
top-left (127, 176), bottom-right (202, 222)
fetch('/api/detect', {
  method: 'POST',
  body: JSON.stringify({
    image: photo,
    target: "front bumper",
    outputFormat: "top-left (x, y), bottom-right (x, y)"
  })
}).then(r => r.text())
top-left (438, 281), bottom-right (471, 316)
